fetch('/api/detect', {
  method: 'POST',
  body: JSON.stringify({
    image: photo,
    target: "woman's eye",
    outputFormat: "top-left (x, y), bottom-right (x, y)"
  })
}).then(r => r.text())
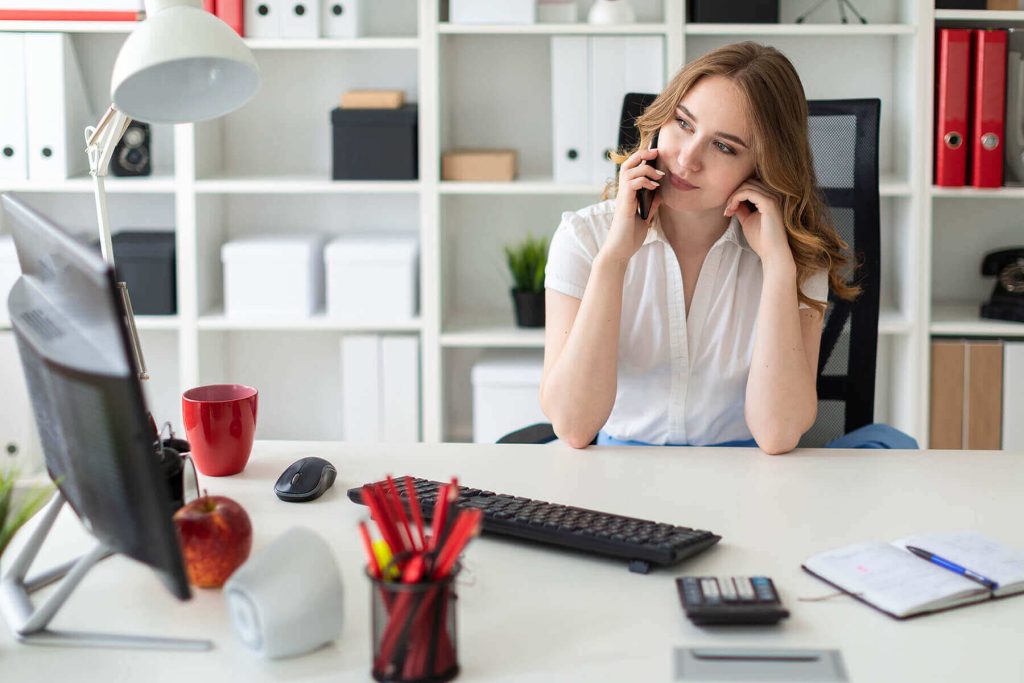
top-left (675, 117), bottom-right (691, 130)
top-left (714, 141), bottom-right (735, 155)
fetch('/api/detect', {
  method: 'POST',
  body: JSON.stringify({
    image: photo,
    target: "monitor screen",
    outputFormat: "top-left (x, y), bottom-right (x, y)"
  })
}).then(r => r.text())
top-left (2, 194), bottom-right (190, 601)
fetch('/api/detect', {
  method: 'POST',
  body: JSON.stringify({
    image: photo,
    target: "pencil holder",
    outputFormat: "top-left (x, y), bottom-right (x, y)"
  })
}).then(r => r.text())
top-left (368, 565), bottom-right (460, 683)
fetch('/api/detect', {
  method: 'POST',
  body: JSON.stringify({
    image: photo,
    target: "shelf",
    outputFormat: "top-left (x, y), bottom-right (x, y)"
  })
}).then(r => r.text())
top-left (198, 309), bottom-right (422, 332)
top-left (438, 22), bottom-right (668, 35)
top-left (684, 23), bottom-right (915, 36)
top-left (135, 315), bottom-right (180, 331)
top-left (244, 37), bottom-right (419, 50)
top-left (1, 174), bottom-right (176, 194)
top-left (935, 9), bottom-right (1024, 22)
top-left (930, 303), bottom-right (1024, 338)
top-left (878, 308), bottom-right (912, 336)
top-left (0, 20), bottom-right (137, 33)
top-left (194, 176), bottom-right (421, 194)
top-left (931, 185), bottom-right (1024, 199)
top-left (441, 316), bottom-right (543, 348)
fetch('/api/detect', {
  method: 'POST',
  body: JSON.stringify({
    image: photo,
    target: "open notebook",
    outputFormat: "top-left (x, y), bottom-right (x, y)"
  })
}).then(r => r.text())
top-left (802, 532), bottom-right (1024, 619)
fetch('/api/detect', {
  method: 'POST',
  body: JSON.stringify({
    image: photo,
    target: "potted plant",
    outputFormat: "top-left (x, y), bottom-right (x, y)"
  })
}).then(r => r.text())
top-left (504, 234), bottom-right (549, 328)
top-left (1, 468), bottom-right (54, 561)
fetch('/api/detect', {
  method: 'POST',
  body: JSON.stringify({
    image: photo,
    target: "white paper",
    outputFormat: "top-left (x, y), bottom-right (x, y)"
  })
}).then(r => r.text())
top-left (894, 532), bottom-right (1024, 597)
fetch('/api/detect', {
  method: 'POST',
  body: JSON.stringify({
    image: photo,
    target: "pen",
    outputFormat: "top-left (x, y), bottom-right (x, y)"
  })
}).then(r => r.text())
top-left (905, 545), bottom-right (999, 591)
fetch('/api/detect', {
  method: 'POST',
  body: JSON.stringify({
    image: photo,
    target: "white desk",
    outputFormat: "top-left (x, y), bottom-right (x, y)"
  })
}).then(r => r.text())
top-left (2, 442), bottom-right (1023, 682)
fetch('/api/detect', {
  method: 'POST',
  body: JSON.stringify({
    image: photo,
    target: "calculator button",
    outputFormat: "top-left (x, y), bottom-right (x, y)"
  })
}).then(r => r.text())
top-left (733, 576), bottom-right (756, 601)
top-left (700, 578), bottom-right (721, 601)
top-left (717, 576), bottom-right (738, 601)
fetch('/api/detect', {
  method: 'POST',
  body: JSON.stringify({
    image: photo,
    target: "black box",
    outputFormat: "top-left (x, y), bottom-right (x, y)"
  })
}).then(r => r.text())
top-left (935, 0), bottom-right (985, 8)
top-left (690, 0), bottom-right (779, 23)
top-left (111, 231), bottom-right (177, 315)
top-left (331, 104), bottom-right (418, 180)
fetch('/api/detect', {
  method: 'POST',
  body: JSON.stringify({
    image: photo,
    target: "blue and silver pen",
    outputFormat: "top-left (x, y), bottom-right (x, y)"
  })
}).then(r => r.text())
top-left (905, 546), bottom-right (999, 591)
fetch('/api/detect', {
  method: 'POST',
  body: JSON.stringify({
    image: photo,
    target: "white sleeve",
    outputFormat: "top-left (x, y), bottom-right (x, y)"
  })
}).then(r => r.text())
top-left (798, 268), bottom-right (829, 310)
top-left (544, 212), bottom-right (600, 300)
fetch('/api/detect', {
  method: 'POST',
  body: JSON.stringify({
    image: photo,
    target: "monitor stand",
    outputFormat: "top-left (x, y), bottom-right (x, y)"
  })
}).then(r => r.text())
top-left (0, 491), bottom-right (212, 650)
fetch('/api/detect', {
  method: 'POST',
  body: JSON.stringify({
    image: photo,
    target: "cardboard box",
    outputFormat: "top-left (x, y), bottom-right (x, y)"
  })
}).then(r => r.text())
top-left (324, 234), bottom-right (418, 322)
top-left (450, 0), bottom-right (535, 24)
top-left (442, 150), bottom-right (517, 181)
top-left (221, 235), bottom-right (324, 317)
top-left (340, 89), bottom-right (405, 109)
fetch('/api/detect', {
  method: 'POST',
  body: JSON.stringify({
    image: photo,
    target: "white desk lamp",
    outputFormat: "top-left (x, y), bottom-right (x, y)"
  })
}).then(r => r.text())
top-left (86, 0), bottom-right (260, 380)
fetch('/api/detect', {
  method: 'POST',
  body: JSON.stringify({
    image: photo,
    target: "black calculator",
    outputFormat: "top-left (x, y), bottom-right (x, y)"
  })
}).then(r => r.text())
top-left (676, 576), bottom-right (790, 626)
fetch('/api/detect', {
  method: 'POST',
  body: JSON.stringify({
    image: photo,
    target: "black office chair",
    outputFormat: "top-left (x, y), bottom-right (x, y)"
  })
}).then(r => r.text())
top-left (499, 94), bottom-right (881, 448)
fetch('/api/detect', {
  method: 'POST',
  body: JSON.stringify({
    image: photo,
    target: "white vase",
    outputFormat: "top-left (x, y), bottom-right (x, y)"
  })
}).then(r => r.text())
top-left (587, 0), bottom-right (637, 25)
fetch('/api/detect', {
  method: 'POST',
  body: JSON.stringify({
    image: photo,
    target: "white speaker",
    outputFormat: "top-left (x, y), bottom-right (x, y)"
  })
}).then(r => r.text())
top-left (224, 527), bottom-right (344, 659)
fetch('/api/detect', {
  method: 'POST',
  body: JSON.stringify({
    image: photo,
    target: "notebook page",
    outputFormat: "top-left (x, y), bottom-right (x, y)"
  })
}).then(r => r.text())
top-left (894, 532), bottom-right (1024, 597)
top-left (804, 541), bottom-right (984, 617)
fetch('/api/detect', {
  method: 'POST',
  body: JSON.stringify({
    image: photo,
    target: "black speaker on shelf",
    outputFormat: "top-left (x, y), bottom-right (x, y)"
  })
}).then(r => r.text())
top-left (111, 121), bottom-right (152, 177)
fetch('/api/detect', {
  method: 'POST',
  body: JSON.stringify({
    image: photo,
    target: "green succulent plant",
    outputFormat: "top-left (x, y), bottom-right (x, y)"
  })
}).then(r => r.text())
top-left (0, 468), bottom-right (54, 560)
top-left (504, 234), bottom-right (549, 294)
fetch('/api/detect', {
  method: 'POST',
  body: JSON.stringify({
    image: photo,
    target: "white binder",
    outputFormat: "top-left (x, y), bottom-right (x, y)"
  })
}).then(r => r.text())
top-left (551, 36), bottom-right (590, 184)
top-left (280, 0), bottom-right (320, 38)
top-left (588, 36), bottom-right (664, 186)
top-left (1003, 342), bottom-right (1024, 450)
top-left (341, 334), bottom-right (381, 441)
top-left (0, 332), bottom-right (43, 477)
top-left (321, 0), bottom-right (362, 39)
top-left (381, 335), bottom-right (420, 442)
top-left (0, 33), bottom-right (27, 182)
top-left (23, 33), bottom-right (93, 181)
top-left (244, 0), bottom-right (279, 38)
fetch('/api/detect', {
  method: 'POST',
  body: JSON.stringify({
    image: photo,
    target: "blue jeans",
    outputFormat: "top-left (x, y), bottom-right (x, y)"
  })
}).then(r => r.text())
top-left (596, 423), bottom-right (919, 449)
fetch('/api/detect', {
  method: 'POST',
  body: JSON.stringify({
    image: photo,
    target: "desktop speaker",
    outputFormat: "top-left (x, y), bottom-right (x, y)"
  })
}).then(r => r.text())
top-left (224, 527), bottom-right (344, 659)
top-left (111, 121), bottom-right (151, 177)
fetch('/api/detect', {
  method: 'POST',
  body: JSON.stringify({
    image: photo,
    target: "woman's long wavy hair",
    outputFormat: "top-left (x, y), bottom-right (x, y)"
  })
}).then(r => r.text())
top-left (609, 41), bottom-right (860, 314)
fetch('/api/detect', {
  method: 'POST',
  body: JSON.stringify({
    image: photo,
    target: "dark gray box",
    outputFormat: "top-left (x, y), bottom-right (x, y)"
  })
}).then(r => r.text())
top-left (331, 104), bottom-right (418, 180)
top-left (689, 0), bottom-right (778, 23)
top-left (111, 231), bottom-right (177, 315)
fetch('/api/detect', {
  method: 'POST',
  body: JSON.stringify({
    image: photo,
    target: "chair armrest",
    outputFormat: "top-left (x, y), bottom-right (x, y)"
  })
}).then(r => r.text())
top-left (496, 423), bottom-right (558, 444)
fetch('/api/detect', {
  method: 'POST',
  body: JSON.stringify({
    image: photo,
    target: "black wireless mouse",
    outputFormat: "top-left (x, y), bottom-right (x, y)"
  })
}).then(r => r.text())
top-left (274, 457), bottom-right (337, 502)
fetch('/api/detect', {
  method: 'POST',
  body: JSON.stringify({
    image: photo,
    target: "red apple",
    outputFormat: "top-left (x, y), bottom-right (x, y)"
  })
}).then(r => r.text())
top-left (172, 494), bottom-right (253, 589)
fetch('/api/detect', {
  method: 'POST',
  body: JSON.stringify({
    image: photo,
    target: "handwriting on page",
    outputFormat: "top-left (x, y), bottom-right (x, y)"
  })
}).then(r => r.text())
top-left (898, 532), bottom-right (1024, 587)
top-left (807, 542), bottom-right (980, 616)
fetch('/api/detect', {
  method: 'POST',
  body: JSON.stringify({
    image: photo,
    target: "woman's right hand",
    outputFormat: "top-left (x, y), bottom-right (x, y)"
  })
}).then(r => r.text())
top-left (602, 147), bottom-right (664, 264)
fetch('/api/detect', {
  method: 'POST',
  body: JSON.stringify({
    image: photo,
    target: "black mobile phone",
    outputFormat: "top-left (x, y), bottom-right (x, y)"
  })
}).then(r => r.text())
top-left (637, 130), bottom-right (660, 221)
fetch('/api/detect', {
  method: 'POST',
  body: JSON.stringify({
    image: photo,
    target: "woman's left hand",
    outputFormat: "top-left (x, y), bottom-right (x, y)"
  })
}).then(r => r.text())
top-left (723, 180), bottom-right (793, 267)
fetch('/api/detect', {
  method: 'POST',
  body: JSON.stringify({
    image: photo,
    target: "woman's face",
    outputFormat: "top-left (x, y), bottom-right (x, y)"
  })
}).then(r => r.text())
top-left (654, 75), bottom-right (758, 212)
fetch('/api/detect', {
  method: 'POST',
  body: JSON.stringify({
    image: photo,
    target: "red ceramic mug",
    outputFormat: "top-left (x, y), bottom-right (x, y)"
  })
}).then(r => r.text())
top-left (182, 384), bottom-right (258, 477)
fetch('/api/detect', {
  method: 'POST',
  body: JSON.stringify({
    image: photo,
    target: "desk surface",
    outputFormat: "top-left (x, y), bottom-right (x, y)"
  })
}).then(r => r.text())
top-left (2, 443), bottom-right (1022, 682)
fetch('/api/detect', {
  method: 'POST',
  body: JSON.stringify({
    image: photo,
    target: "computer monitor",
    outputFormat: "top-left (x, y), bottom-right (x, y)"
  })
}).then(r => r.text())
top-left (0, 194), bottom-right (201, 649)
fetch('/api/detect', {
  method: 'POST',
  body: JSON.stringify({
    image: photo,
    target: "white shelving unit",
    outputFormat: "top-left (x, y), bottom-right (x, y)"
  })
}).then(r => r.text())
top-left (2, 0), bottom-right (1021, 448)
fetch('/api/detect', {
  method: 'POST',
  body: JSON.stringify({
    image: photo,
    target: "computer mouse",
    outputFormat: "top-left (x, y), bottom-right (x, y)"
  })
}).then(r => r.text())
top-left (274, 457), bottom-right (337, 502)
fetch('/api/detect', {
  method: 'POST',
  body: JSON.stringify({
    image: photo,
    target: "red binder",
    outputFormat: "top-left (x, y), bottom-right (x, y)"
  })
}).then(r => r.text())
top-left (203, 0), bottom-right (216, 13)
top-left (935, 29), bottom-right (972, 187)
top-left (215, 0), bottom-right (243, 36)
top-left (0, 9), bottom-right (141, 21)
top-left (970, 29), bottom-right (1008, 188)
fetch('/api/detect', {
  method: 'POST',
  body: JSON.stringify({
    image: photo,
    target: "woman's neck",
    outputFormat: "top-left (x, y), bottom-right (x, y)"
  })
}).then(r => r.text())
top-left (657, 204), bottom-right (732, 254)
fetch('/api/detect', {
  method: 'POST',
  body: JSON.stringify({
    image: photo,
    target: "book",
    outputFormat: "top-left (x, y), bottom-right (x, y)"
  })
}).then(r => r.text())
top-left (802, 531), bottom-right (1024, 619)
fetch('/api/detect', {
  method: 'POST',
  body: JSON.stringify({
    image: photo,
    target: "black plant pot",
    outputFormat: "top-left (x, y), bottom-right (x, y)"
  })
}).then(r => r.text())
top-left (511, 288), bottom-right (545, 328)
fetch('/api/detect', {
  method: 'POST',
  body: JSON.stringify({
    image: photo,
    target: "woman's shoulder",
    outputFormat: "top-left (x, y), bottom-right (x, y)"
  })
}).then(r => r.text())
top-left (554, 199), bottom-right (617, 249)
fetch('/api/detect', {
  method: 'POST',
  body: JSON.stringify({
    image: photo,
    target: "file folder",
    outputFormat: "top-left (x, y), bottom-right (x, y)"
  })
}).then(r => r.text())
top-left (381, 335), bottom-right (420, 442)
top-left (23, 33), bottom-right (93, 181)
top-left (216, 0), bottom-right (244, 35)
top-left (322, 0), bottom-right (362, 39)
top-left (280, 0), bottom-right (319, 38)
top-left (934, 28), bottom-right (971, 187)
top-left (1003, 342), bottom-right (1024, 450)
top-left (245, 0), bottom-right (278, 37)
top-left (0, 33), bottom-right (27, 182)
top-left (1005, 29), bottom-right (1024, 184)
top-left (970, 29), bottom-right (1007, 188)
top-left (929, 340), bottom-right (965, 449)
top-left (552, 36), bottom-right (590, 183)
top-left (342, 335), bottom-right (381, 441)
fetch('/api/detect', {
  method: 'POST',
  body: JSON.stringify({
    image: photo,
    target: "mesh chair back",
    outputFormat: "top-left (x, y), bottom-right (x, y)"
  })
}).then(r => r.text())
top-left (617, 94), bottom-right (881, 446)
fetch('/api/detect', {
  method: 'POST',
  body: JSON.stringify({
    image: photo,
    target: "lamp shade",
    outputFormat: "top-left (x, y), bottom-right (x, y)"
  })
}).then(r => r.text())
top-left (111, 0), bottom-right (260, 123)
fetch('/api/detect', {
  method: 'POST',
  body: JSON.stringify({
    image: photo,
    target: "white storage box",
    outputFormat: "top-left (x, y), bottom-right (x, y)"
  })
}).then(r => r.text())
top-left (324, 234), bottom-right (418, 323)
top-left (341, 334), bottom-right (420, 442)
top-left (222, 235), bottom-right (324, 317)
top-left (471, 351), bottom-right (546, 443)
top-left (450, 0), bottom-right (535, 24)
top-left (0, 235), bottom-right (18, 326)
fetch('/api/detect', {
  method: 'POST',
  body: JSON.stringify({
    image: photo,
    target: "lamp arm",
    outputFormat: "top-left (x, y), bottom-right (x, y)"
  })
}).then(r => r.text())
top-left (85, 105), bottom-right (149, 381)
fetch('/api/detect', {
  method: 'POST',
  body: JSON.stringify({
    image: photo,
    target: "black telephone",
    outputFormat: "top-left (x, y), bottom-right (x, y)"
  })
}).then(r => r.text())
top-left (636, 130), bottom-right (660, 221)
top-left (980, 247), bottom-right (1024, 323)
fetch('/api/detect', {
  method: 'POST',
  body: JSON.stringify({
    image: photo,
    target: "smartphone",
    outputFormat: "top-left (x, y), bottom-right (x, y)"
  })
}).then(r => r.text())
top-left (636, 130), bottom-right (660, 221)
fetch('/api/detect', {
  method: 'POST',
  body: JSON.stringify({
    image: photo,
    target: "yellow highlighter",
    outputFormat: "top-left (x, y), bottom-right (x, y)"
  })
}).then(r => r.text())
top-left (372, 539), bottom-right (400, 580)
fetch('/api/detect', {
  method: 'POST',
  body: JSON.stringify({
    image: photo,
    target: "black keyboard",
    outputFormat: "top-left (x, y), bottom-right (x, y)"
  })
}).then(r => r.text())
top-left (347, 477), bottom-right (721, 574)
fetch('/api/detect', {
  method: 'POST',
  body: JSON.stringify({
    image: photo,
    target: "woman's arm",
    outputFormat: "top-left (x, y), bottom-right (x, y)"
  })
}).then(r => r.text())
top-left (744, 256), bottom-right (823, 454)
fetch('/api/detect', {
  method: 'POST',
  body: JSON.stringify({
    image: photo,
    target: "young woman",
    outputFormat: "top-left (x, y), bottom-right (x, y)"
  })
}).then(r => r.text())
top-left (540, 41), bottom-right (916, 453)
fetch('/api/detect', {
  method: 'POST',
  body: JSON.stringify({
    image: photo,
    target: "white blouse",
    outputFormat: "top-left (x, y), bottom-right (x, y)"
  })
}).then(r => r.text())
top-left (544, 199), bottom-right (829, 446)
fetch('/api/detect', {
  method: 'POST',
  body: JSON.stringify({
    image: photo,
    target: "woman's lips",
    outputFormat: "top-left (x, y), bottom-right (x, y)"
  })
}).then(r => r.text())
top-left (668, 173), bottom-right (698, 191)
